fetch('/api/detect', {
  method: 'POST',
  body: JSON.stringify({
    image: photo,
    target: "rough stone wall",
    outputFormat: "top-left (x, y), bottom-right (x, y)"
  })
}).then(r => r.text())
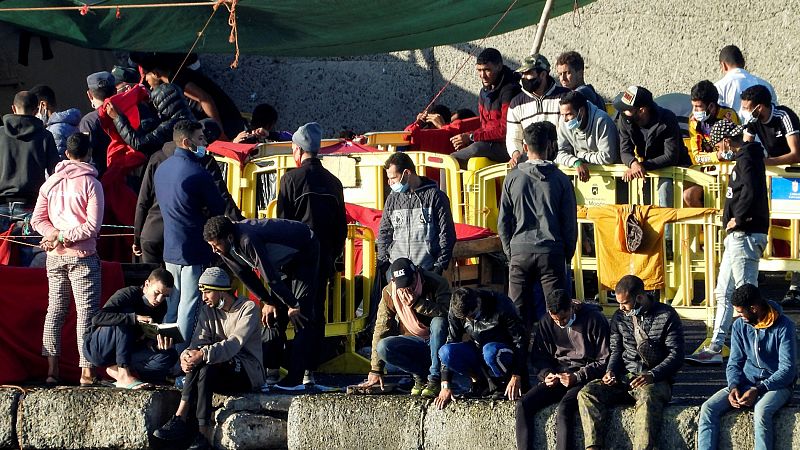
top-left (203, 0), bottom-right (799, 137)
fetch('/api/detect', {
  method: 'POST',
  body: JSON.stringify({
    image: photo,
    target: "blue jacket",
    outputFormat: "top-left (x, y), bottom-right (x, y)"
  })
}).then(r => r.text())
top-left (727, 301), bottom-right (797, 394)
top-left (46, 108), bottom-right (81, 159)
top-left (154, 147), bottom-right (225, 265)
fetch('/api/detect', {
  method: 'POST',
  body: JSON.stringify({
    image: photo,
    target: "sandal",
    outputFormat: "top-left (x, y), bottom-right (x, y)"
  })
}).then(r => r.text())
top-left (115, 380), bottom-right (154, 390)
top-left (45, 376), bottom-right (60, 386)
top-left (80, 377), bottom-right (102, 387)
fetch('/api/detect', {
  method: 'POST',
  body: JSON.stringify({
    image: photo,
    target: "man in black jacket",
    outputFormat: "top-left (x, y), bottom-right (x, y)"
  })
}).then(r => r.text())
top-left (203, 215), bottom-right (319, 390)
top-left (433, 287), bottom-right (527, 409)
top-left (517, 289), bottom-right (610, 450)
top-left (277, 121), bottom-right (347, 386)
top-left (687, 119), bottom-right (769, 365)
top-left (577, 275), bottom-right (684, 450)
top-left (498, 121), bottom-right (577, 333)
top-left (83, 268), bottom-right (177, 387)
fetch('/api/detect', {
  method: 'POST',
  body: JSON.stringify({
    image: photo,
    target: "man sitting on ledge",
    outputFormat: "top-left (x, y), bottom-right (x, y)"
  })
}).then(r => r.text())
top-left (153, 267), bottom-right (264, 450)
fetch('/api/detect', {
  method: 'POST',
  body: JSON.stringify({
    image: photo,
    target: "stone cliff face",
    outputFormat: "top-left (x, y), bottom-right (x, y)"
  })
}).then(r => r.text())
top-left (200, 0), bottom-right (800, 137)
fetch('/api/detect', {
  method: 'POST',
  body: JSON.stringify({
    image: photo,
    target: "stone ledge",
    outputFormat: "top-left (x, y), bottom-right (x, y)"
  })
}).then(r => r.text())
top-left (0, 388), bottom-right (21, 449)
top-left (288, 394), bottom-right (800, 450)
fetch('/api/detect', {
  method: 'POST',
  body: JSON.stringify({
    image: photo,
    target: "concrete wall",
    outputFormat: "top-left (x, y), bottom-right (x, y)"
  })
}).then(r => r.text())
top-left (201, 0), bottom-right (800, 137)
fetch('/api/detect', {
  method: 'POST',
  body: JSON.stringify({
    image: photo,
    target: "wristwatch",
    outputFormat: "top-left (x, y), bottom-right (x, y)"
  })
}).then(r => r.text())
top-left (572, 160), bottom-right (582, 168)
top-left (468, 133), bottom-right (474, 142)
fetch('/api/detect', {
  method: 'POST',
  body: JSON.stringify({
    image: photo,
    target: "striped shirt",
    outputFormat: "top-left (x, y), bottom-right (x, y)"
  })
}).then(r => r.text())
top-left (746, 105), bottom-right (800, 158)
top-left (505, 79), bottom-right (569, 156)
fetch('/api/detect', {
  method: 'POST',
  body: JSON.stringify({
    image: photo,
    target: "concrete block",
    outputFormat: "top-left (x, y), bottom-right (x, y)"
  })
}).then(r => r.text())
top-left (719, 407), bottom-right (800, 450)
top-left (213, 392), bottom-right (294, 413)
top-left (16, 387), bottom-right (180, 450)
top-left (0, 388), bottom-right (21, 449)
top-left (422, 399), bottom-right (516, 450)
top-left (217, 411), bottom-right (287, 450)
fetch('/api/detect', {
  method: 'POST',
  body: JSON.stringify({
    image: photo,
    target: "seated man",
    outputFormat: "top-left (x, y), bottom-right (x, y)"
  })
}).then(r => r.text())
top-left (203, 215), bottom-right (319, 390)
top-left (403, 104), bottom-right (480, 154)
top-left (577, 275), bottom-right (684, 450)
top-left (516, 289), bottom-right (610, 450)
top-left (358, 258), bottom-right (450, 398)
top-left (154, 267), bottom-right (264, 450)
top-left (555, 90), bottom-right (619, 182)
top-left (698, 284), bottom-right (796, 450)
top-left (555, 51), bottom-right (605, 110)
top-left (433, 287), bottom-right (527, 409)
top-left (83, 268), bottom-right (177, 387)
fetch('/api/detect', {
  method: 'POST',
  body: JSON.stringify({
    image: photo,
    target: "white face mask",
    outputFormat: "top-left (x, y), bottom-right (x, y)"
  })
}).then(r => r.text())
top-left (624, 305), bottom-right (641, 317)
top-left (692, 110), bottom-right (709, 122)
top-left (216, 297), bottom-right (226, 310)
top-left (557, 313), bottom-right (576, 329)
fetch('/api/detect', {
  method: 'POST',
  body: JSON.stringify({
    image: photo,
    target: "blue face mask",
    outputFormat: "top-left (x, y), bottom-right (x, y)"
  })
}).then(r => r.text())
top-left (194, 145), bottom-right (207, 158)
top-left (390, 171), bottom-right (409, 193)
top-left (566, 111), bottom-right (582, 130)
top-left (557, 313), bottom-right (576, 329)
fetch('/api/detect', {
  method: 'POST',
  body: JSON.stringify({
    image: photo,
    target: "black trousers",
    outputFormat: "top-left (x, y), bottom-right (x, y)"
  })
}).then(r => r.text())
top-left (508, 252), bottom-right (568, 337)
top-left (181, 360), bottom-right (251, 427)
top-left (450, 141), bottom-right (510, 169)
top-left (515, 382), bottom-right (584, 450)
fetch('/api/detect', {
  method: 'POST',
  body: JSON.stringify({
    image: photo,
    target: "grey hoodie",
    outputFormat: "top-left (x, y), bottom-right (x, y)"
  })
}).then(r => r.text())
top-left (555, 101), bottom-right (620, 167)
top-left (498, 160), bottom-right (577, 259)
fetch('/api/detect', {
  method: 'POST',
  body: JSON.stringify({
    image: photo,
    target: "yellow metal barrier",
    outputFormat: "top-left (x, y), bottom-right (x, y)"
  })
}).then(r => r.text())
top-left (363, 131), bottom-right (410, 151)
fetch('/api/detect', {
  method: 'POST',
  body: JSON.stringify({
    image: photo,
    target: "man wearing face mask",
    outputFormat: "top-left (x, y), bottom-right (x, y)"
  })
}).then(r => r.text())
top-left (376, 152), bottom-right (456, 276)
top-left (577, 275), bottom-right (684, 450)
top-left (517, 289), bottom-right (610, 450)
top-left (506, 54), bottom-right (569, 168)
top-left (358, 258), bottom-right (450, 398)
top-left (555, 90), bottom-right (620, 182)
top-left (154, 120), bottom-right (226, 354)
top-left (29, 84), bottom-right (81, 160)
top-left (738, 84), bottom-right (800, 166)
top-left (433, 287), bottom-right (526, 410)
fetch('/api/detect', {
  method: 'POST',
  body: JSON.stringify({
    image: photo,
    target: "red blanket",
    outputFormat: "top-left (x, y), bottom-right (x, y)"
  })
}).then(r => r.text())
top-left (0, 262), bottom-right (124, 385)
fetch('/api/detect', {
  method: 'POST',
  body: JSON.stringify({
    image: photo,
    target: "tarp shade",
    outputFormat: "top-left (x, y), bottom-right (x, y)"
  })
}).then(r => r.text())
top-left (0, 1), bottom-right (593, 57)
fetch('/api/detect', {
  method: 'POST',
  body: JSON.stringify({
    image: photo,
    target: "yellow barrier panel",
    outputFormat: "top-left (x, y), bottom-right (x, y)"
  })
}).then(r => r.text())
top-left (363, 131), bottom-right (410, 151)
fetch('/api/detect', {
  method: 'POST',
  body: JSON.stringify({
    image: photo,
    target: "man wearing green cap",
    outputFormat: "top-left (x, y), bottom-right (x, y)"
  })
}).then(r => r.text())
top-left (506, 53), bottom-right (569, 167)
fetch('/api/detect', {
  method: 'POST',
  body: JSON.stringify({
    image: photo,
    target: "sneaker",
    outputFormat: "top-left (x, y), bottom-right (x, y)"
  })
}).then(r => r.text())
top-left (303, 370), bottom-right (316, 386)
top-left (781, 289), bottom-right (800, 307)
top-left (187, 433), bottom-right (211, 450)
top-left (420, 380), bottom-right (440, 398)
top-left (153, 416), bottom-right (189, 441)
top-left (685, 346), bottom-right (723, 365)
top-left (409, 377), bottom-right (425, 396)
top-left (264, 369), bottom-right (280, 385)
top-left (273, 376), bottom-right (306, 392)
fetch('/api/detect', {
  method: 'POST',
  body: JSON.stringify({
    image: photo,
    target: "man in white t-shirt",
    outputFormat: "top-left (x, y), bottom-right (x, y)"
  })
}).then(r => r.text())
top-left (714, 45), bottom-right (777, 119)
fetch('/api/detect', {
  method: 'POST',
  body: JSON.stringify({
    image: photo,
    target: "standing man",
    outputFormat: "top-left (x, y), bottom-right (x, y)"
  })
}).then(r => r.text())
top-left (577, 275), bottom-right (684, 450)
top-left (154, 120), bottom-right (226, 351)
top-left (203, 215), bottom-right (319, 390)
top-left (358, 258), bottom-right (450, 398)
top-left (506, 54), bottom-right (570, 167)
top-left (555, 51), bottom-right (605, 110)
top-left (79, 72), bottom-right (115, 176)
top-left (499, 122), bottom-right (577, 332)
top-left (516, 289), bottom-right (610, 450)
top-left (277, 121), bottom-right (347, 386)
top-left (715, 45), bottom-right (777, 119)
top-left (555, 90), bottom-right (619, 182)
top-left (377, 152), bottom-right (456, 275)
top-left (29, 84), bottom-right (81, 159)
top-left (739, 84), bottom-right (800, 166)
top-left (697, 284), bottom-right (796, 450)
top-left (686, 120), bottom-right (769, 364)
top-left (449, 48), bottom-right (521, 169)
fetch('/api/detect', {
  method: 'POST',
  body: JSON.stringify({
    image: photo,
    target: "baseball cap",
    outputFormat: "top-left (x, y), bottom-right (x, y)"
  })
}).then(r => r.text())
top-left (709, 119), bottom-right (746, 146)
top-left (389, 258), bottom-right (418, 289)
top-left (516, 54), bottom-right (550, 73)
top-left (612, 86), bottom-right (655, 111)
top-left (86, 71), bottom-right (115, 90)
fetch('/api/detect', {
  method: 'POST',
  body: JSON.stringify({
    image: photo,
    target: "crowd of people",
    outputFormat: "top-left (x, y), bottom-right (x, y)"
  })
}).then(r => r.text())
top-left (0, 43), bottom-right (797, 449)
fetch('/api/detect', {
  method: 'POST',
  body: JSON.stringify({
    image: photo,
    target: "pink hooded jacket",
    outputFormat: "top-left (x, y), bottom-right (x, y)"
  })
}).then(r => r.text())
top-left (31, 160), bottom-right (104, 257)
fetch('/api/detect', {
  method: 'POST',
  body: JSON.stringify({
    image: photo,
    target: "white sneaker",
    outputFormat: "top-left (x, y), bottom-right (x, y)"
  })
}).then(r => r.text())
top-left (685, 346), bottom-right (723, 365)
top-left (303, 370), bottom-right (315, 386)
top-left (264, 369), bottom-right (280, 385)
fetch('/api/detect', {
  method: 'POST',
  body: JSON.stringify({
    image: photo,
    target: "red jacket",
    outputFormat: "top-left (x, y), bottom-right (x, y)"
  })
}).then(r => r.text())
top-left (473, 65), bottom-right (521, 143)
top-left (403, 117), bottom-right (481, 154)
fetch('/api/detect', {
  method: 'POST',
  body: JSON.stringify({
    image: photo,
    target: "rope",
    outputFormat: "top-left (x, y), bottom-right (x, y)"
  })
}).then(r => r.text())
top-left (572, 0), bottom-right (582, 28)
top-left (171, 0), bottom-right (239, 81)
top-left (0, 212), bottom-right (133, 229)
top-left (0, 2), bottom-right (216, 12)
top-left (421, 0), bottom-right (520, 115)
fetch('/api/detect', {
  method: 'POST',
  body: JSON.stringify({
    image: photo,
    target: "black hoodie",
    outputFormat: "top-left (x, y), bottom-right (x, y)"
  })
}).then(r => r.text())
top-left (0, 114), bottom-right (59, 205)
top-left (723, 141), bottom-right (769, 235)
top-left (498, 160), bottom-right (577, 259)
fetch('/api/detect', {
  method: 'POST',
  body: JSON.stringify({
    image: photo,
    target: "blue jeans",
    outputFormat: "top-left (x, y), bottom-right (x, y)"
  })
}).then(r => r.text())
top-left (698, 386), bottom-right (792, 450)
top-left (83, 324), bottom-right (179, 383)
top-left (164, 262), bottom-right (204, 354)
top-left (0, 202), bottom-right (42, 266)
top-left (438, 341), bottom-right (513, 378)
top-left (711, 232), bottom-right (767, 349)
top-left (375, 316), bottom-right (446, 381)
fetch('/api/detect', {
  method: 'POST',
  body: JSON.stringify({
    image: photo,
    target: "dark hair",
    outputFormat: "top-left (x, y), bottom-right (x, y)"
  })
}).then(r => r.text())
top-left (200, 118), bottom-right (222, 144)
top-left (65, 133), bottom-right (91, 159)
top-left (203, 215), bottom-right (235, 242)
top-left (741, 84), bottom-right (772, 107)
top-left (451, 287), bottom-right (480, 320)
top-left (147, 267), bottom-right (175, 288)
top-left (453, 108), bottom-right (477, 120)
top-left (559, 90), bottom-right (588, 111)
top-left (29, 84), bottom-right (57, 107)
top-left (89, 85), bottom-right (116, 101)
top-left (251, 103), bottom-right (278, 130)
top-left (476, 48), bottom-right (502, 66)
top-left (383, 152), bottom-right (416, 174)
top-left (172, 119), bottom-right (203, 144)
top-left (690, 80), bottom-right (719, 105)
top-left (555, 51), bottom-right (585, 71)
top-left (13, 91), bottom-right (38, 115)
top-left (545, 289), bottom-right (572, 314)
top-left (731, 283), bottom-right (765, 309)
top-left (719, 45), bottom-right (745, 68)
top-left (429, 104), bottom-right (452, 124)
top-left (615, 275), bottom-right (645, 298)
top-left (523, 121), bottom-right (554, 155)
